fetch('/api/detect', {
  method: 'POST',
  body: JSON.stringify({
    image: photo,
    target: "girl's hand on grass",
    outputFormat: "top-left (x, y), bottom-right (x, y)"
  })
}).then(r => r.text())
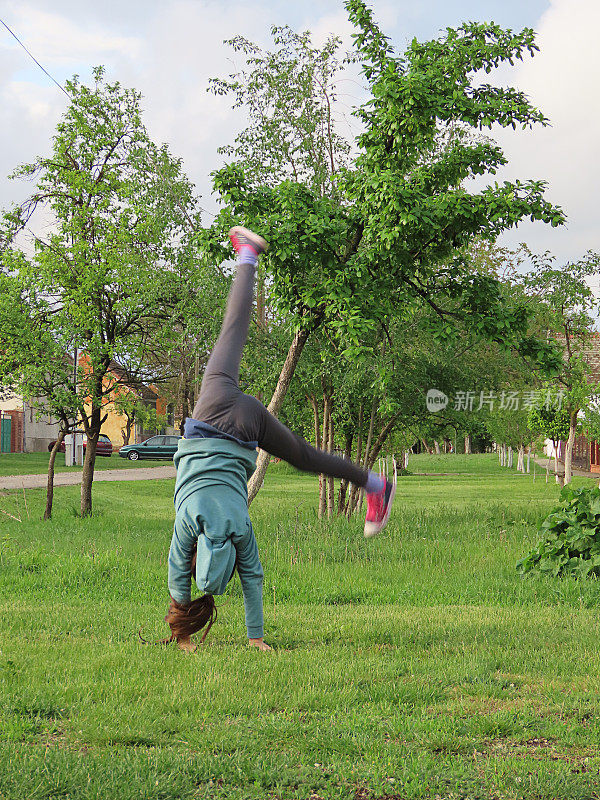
top-left (176, 636), bottom-right (197, 653)
top-left (248, 638), bottom-right (271, 651)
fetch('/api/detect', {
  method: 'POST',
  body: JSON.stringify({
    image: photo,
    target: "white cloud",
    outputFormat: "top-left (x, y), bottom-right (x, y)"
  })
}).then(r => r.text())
top-left (0, 0), bottom-right (596, 266)
top-left (494, 0), bottom-right (600, 262)
top-left (6, 4), bottom-right (141, 66)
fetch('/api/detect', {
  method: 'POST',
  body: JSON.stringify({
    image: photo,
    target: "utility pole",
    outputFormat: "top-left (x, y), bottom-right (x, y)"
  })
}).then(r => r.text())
top-left (72, 347), bottom-right (78, 466)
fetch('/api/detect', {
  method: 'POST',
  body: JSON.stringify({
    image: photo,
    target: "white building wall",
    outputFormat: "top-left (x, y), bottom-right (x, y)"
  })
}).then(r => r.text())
top-left (0, 391), bottom-right (22, 412)
top-left (22, 400), bottom-right (61, 452)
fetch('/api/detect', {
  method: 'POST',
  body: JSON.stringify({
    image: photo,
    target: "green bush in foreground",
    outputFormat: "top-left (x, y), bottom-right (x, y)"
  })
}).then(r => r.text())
top-left (517, 485), bottom-right (600, 578)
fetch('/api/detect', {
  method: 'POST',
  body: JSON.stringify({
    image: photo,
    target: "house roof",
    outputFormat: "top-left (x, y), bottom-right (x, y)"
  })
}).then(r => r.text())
top-left (104, 361), bottom-right (160, 402)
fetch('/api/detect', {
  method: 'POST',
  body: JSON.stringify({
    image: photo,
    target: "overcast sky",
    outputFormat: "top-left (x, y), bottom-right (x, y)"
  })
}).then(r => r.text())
top-left (0, 0), bottom-right (597, 272)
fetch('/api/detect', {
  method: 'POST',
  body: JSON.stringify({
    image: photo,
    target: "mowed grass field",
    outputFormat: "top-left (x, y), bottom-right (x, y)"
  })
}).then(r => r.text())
top-left (2, 454), bottom-right (600, 800)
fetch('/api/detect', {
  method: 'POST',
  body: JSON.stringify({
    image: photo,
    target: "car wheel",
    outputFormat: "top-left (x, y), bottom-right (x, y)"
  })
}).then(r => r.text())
top-left (128, 451), bottom-right (139, 461)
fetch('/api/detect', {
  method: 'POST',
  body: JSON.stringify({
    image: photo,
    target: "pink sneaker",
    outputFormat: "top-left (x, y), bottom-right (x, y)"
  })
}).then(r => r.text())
top-left (229, 226), bottom-right (269, 256)
top-left (364, 478), bottom-right (396, 538)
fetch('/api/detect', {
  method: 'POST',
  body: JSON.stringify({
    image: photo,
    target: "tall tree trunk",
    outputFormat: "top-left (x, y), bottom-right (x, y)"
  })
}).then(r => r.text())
top-left (362, 397), bottom-right (377, 469)
top-left (180, 386), bottom-right (189, 435)
top-left (337, 430), bottom-right (353, 515)
top-left (123, 414), bottom-right (133, 446)
top-left (309, 394), bottom-right (321, 450)
top-left (248, 327), bottom-right (311, 505)
top-left (564, 412), bottom-right (578, 485)
top-left (81, 406), bottom-right (101, 517)
top-left (327, 409), bottom-right (335, 518)
top-left (179, 375), bottom-right (193, 437)
top-left (44, 428), bottom-right (67, 521)
top-left (309, 394), bottom-right (325, 518)
top-left (421, 439), bottom-right (433, 455)
top-left (517, 445), bottom-right (524, 473)
top-left (434, 440), bottom-right (441, 455)
top-left (343, 406), bottom-right (364, 517)
top-left (256, 270), bottom-right (267, 330)
top-left (464, 434), bottom-right (471, 454)
top-left (365, 414), bottom-right (399, 471)
top-left (319, 391), bottom-right (331, 518)
top-left (354, 404), bottom-right (363, 467)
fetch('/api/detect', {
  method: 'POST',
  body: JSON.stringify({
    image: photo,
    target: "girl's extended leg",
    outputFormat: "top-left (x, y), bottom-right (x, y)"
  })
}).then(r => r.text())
top-left (239, 392), bottom-right (369, 486)
top-left (192, 228), bottom-right (267, 435)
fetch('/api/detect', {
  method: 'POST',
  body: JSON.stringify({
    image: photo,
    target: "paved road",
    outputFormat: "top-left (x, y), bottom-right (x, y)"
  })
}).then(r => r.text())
top-left (532, 457), bottom-right (598, 480)
top-left (0, 466), bottom-right (176, 491)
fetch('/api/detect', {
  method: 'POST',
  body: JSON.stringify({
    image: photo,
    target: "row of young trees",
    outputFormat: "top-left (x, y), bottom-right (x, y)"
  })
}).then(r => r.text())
top-left (0, 0), bottom-right (595, 519)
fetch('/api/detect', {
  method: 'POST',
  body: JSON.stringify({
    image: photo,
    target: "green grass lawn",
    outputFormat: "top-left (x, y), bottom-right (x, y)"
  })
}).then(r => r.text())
top-left (2, 454), bottom-right (600, 799)
top-left (0, 451), bottom-right (170, 476)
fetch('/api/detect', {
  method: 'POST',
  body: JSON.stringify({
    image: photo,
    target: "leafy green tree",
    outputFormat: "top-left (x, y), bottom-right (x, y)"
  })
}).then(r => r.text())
top-left (486, 406), bottom-right (536, 471)
top-left (113, 395), bottom-right (166, 445)
top-left (204, 2), bottom-right (564, 503)
top-left (0, 272), bottom-right (80, 519)
top-left (209, 26), bottom-right (351, 197)
top-left (522, 250), bottom-right (600, 484)
top-left (1, 68), bottom-right (198, 515)
top-left (528, 394), bottom-right (571, 481)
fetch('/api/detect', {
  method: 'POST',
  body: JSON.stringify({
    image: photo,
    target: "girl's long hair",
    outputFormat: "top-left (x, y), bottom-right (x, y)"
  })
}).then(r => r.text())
top-left (164, 594), bottom-right (217, 644)
top-left (140, 539), bottom-right (217, 646)
top-left (164, 539), bottom-right (216, 643)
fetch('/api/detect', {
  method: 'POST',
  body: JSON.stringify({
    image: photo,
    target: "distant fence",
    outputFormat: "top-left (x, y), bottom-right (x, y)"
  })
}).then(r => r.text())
top-left (0, 411), bottom-right (23, 453)
top-left (0, 413), bottom-right (11, 453)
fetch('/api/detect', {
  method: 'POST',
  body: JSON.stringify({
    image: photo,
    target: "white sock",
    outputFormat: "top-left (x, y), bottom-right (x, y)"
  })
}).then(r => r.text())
top-left (238, 246), bottom-right (258, 268)
top-left (365, 471), bottom-right (385, 493)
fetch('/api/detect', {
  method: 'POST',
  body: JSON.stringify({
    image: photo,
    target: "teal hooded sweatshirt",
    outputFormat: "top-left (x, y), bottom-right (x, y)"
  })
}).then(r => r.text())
top-left (168, 437), bottom-right (263, 638)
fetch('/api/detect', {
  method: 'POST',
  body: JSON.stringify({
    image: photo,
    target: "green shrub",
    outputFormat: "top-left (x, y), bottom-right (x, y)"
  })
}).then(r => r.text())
top-left (517, 485), bottom-right (600, 578)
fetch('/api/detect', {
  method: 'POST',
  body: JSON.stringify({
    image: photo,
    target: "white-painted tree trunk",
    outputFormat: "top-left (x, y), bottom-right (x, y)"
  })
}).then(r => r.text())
top-left (553, 440), bottom-right (562, 485)
top-left (564, 413), bottom-right (578, 486)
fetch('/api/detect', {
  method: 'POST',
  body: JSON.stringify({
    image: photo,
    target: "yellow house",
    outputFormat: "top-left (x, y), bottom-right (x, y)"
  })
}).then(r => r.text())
top-left (79, 356), bottom-right (172, 447)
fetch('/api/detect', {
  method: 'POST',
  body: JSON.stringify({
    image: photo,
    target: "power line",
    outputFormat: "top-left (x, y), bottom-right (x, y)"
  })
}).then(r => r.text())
top-left (0, 17), bottom-right (71, 100)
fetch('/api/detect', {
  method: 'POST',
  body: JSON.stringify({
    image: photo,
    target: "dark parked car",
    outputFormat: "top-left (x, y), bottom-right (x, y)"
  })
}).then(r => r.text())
top-left (118, 435), bottom-right (181, 461)
top-left (48, 432), bottom-right (113, 456)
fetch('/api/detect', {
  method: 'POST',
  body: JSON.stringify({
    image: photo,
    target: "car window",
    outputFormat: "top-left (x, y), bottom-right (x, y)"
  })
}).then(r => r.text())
top-left (165, 436), bottom-right (180, 445)
top-left (151, 436), bottom-right (166, 446)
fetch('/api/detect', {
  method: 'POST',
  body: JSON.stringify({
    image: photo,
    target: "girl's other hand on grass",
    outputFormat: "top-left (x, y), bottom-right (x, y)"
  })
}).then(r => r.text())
top-left (248, 638), bottom-right (272, 651)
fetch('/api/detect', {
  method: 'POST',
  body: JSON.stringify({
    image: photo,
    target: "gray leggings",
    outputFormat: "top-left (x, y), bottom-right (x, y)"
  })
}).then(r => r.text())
top-left (193, 263), bottom-right (368, 487)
